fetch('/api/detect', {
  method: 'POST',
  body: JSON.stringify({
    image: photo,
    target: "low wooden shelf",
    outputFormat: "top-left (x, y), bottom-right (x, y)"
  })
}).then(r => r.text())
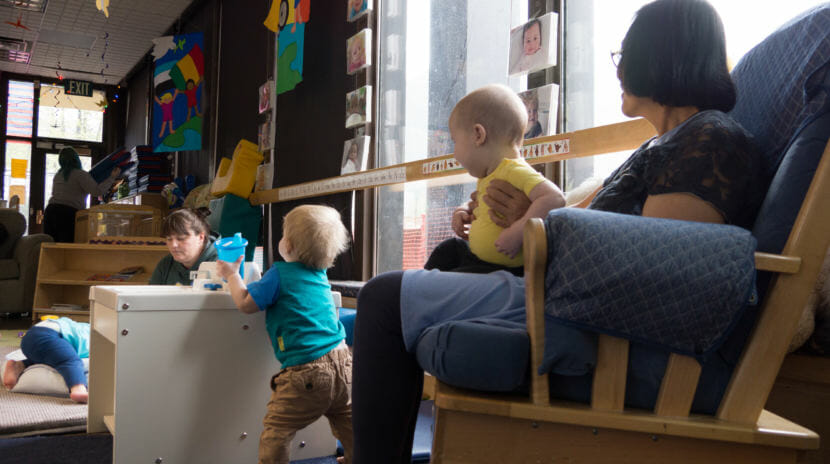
top-left (32, 243), bottom-right (169, 322)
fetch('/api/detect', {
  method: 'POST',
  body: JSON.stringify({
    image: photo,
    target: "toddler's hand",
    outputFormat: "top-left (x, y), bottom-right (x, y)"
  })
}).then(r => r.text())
top-left (495, 224), bottom-right (523, 259)
top-left (215, 256), bottom-right (243, 280)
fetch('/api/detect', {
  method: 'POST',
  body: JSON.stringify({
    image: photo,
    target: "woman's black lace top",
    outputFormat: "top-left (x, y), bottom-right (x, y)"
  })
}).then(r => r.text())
top-left (589, 110), bottom-right (765, 229)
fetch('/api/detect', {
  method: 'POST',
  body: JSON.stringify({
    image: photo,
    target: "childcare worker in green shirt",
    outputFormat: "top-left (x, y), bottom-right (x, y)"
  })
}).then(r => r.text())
top-left (150, 208), bottom-right (218, 285)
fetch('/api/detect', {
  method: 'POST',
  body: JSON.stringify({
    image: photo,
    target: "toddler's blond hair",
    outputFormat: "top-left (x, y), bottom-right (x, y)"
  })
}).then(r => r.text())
top-left (450, 84), bottom-right (528, 147)
top-left (283, 205), bottom-right (350, 269)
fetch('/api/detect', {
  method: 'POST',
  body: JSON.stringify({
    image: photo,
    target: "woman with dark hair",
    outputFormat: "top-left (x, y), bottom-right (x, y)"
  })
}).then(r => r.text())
top-left (351, 0), bottom-right (765, 462)
top-left (149, 208), bottom-right (218, 285)
top-left (43, 147), bottom-right (120, 243)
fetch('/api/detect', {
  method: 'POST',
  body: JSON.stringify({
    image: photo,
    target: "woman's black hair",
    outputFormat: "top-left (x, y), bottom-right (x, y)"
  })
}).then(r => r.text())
top-left (57, 147), bottom-right (82, 181)
top-left (618, 0), bottom-right (735, 112)
top-left (522, 18), bottom-right (543, 48)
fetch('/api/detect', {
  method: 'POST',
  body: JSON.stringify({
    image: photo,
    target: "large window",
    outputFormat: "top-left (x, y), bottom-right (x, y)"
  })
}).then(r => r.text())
top-left (37, 84), bottom-right (105, 142)
top-left (563, 0), bottom-right (826, 191)
top-left (375, 0), bottom-right (528, 273)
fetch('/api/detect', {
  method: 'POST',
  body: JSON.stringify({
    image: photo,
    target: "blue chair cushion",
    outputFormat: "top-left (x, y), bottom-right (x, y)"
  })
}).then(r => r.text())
top-left (544, 208), bottom-right (757, 360)
top-left (338, 308), bottom-right (356, 346)
top-left (416, 319), bottom-right (530, 392)
top-left (729, 4), bottom-right (830, 180)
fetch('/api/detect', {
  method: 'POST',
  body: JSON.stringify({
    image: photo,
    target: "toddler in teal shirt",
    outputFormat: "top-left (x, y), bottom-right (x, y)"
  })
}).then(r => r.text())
top-left (217, 204), bottom-right (352, 464)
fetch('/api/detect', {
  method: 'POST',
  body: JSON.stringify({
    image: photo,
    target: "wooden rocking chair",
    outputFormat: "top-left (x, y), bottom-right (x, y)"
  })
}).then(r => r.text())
top-left (429, 120), bottom-right (828, 463)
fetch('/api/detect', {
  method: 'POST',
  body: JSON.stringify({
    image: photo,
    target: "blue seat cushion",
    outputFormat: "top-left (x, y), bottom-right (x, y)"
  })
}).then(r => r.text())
top-left (338, 308), bottom-right (356, 346)
top-left (729, 4), bottom-right (830, 179)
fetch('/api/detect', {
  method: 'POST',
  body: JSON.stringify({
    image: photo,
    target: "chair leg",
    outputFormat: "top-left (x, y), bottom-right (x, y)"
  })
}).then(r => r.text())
top-left (431, 407), bottom-right (799, 464)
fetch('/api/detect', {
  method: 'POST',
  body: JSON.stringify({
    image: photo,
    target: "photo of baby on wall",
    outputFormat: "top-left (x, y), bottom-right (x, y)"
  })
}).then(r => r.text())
top-left (258, 79), bottom-right (273, 114)
top-left (518, 83), bottom-right (559, 139)
top-left (341, 135), bottom-right (370, 175)
top-left (347, 0), bottom-right (372, 22)
top-left (345, 85), bottom-right (372, 129)
top-left (509, 12), bottom-right (558, 76)
top-left (347, 29), bottom-right (372, 75)
top-left (258, 113), bottom-right (273, 152)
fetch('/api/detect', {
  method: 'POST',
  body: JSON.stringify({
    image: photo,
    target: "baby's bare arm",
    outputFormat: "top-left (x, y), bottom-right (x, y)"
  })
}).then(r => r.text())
top-left (216, 258), bottom-right (259, 314)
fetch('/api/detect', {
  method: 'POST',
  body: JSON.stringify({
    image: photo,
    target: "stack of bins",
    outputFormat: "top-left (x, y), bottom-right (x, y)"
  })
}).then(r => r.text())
top-left (121, 146), bottom-right (172, 196)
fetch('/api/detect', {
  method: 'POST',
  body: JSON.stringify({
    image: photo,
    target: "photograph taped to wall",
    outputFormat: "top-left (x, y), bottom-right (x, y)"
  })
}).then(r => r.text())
top-left (347, 29), bottom-right (372, 75)
top-left (258, 113), bottom-right (273, 152)
top-left (347, 0), bottom-right (372, 22)
top-left (341, 135), bottom-right (370, 175)
top-left (258, 79), bottom-right (273, 114)
top-left (345, 85), bottom-right (372, 128)
top-left (519, 83), bottom-right (559, 139)
top-left (509, 12), bottom-right (558, 76)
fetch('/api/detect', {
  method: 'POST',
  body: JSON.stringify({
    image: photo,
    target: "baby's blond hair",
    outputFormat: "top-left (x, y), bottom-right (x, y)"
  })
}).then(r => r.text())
top-left (450, 84), bottom-right (528, 147)
top-left (283, 205), bottom-right (350, 269)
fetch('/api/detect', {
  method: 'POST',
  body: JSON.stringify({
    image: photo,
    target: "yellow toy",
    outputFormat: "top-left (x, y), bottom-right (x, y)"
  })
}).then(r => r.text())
top-left (210, 140), bottom-right (264, 199)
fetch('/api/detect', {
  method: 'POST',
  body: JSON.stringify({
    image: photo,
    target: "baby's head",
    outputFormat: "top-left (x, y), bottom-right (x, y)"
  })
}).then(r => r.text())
top-left (349, 38), bottom-right (364, 65)
top-left (521, 91), bottom-right (540, 127)
top-left (280, 205), bottom-right (350, 269)
top-left (449, 84), bottom-right (527, 177)
top-left (347, 142), bottom-right (359, 162)
top-left (522, 19), bottom-right (542, 56)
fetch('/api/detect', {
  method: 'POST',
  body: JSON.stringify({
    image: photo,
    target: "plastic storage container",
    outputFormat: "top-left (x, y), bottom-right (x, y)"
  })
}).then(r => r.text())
top-left (74, 204), bottom-right (162, 243)
top-left (210, 140), bottom-right (264, 199)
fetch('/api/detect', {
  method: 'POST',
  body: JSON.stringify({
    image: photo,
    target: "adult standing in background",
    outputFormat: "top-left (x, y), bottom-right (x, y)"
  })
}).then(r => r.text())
top-left (43, 147), bottom-right (120, 243)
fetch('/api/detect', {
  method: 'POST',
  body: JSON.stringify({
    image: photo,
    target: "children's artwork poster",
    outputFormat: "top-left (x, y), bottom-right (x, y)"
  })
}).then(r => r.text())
top-left (347, 0), bottom-right (372, 22)
top-left (341, 136), bottom-right (370, 175)
top-left (345, 85), bottom-right (372, 129)
top-left (520, 138), bottom-right (570, 161)
top-left (509, 12), bottom-right (558, 76)
top-left (347, 29), bottom-right (372, 75)
top-left (518, 83), bottom-right (559, 139)
top-left (264, 0), bottom-right (310, 33)
top-left (9, 185), bottom-right (25, 204)
top-left (271, 0), bottom-right (311, 95)
top-left (258, 114), bottom-right (273, 152)
top-left (10, 158), bottom-right (27, 178)
top-left (259, 79), bottom-right (273, 114)
top-left (151, 32), bottom-right (205, 153)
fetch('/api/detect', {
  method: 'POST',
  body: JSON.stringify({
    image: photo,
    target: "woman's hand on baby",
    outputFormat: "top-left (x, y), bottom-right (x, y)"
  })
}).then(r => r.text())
top-left (495, 224), bottom-right (523, 258)
top-left (215, 256), bottom-right (243, 280)
top-left (484, 180), bottom-right (531, 228)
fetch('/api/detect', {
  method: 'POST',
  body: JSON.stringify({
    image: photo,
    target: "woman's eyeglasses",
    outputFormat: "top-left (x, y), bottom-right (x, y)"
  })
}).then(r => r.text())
top-left (611, 50), bottom-right (622, 68)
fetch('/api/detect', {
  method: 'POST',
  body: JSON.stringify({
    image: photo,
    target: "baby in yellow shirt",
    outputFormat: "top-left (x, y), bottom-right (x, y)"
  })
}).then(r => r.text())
top-left (425, 84), bottom-right (565, 274)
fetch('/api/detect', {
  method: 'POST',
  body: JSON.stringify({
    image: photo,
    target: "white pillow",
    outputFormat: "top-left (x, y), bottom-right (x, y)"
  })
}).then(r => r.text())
top-left (3, 350), bottom-right (89, 397)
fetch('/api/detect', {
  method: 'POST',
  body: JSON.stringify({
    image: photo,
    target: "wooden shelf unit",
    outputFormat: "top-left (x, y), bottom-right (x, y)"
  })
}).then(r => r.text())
top-left (32, 243), bottom-right (169, 322)
top-left (108, 192), bottom-right (169, 216)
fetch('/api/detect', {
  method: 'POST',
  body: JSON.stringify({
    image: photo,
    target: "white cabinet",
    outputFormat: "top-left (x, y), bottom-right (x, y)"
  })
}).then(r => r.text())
top-left (88, 285), bottom-right (336, 464)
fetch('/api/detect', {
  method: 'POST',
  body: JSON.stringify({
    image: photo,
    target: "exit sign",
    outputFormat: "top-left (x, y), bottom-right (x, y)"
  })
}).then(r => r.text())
top-left (64, 79), bottom-right (94, 97)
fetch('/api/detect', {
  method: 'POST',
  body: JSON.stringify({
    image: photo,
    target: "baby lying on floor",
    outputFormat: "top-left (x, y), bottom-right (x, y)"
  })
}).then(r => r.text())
top-left (3, 317), bottom-right (90, 403)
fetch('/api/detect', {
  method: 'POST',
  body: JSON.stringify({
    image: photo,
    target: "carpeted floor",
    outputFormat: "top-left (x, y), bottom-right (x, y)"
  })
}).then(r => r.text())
top-left (0, 329), bottom-right (26, 349)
